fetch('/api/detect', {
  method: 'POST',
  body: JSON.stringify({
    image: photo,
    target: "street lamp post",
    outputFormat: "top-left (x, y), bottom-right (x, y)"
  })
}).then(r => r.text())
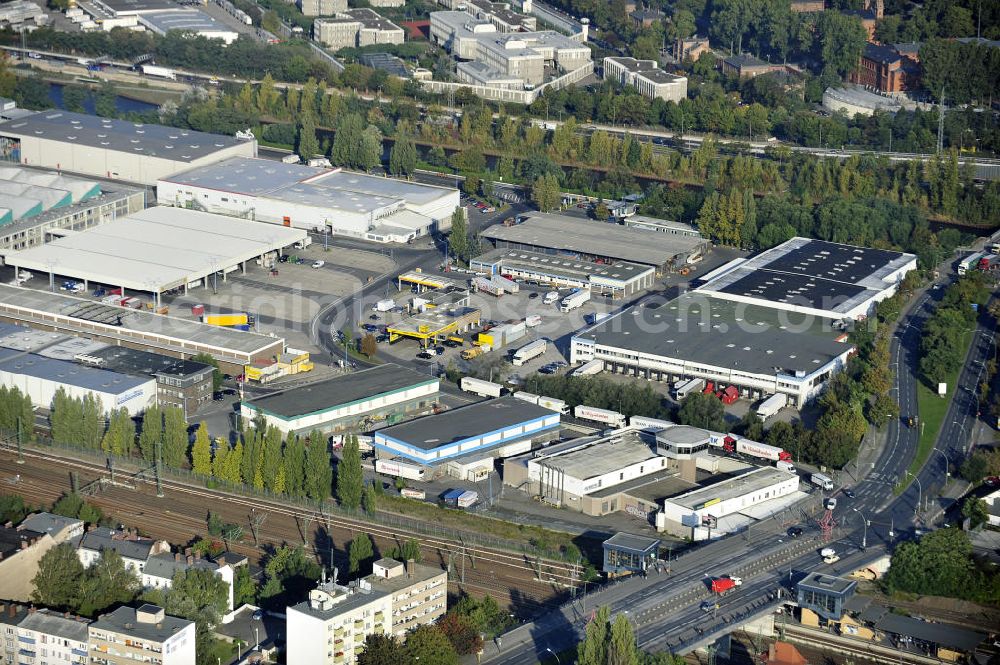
top-left (254, 627), bottom-right (259, 651)
top-left (544, 647), bottom-right (561, 664)
top-left (930, 448), bottom-right (950, 479)
top-left (852, 508), bottom-right (868, 549)
top-left (905, 472), bottom-right (922, 516)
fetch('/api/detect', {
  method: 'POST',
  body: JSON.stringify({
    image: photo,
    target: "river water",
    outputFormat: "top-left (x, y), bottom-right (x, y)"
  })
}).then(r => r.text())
top-left (47, 83), bottom-right (160, 115)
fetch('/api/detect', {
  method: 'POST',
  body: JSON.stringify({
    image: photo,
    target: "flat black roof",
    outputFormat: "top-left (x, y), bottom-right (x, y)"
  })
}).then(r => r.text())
top-left (875, 614), bottom-right (985, 652)
top-left (245, 364), bottom-right (437, 419)
top-left (376, 395), bottom-right (557, 451)
top-left (88, 345), bottom-right (213, 379)
top-left (797, 572), bottom-right (856, 596)
top-left (577, 292), bottom-right (851, 377)
top-left (714, 270), bottom-right (867, 311)
top-left (760, 240), bottom-right (904, 285)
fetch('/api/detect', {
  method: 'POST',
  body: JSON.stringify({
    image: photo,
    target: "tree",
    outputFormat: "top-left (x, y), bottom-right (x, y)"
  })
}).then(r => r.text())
top-left (362, 482), bottom-right (378, 513)
top-left (438, 613), bottom-right (484, 655)
top-left (332, 113), bottom-right (365, 167)
top-left (388, 538), bottom-right (422, 563)
top-left (577, 605), bottom-right (611, 665)
top-left (259, 544), bottom-right (322, 609)
top-left (78, 548), bottom-right (141, 616)
top-left (881, 528), bottom-right (998, 603)
top-left (360, 125), bottom-right (384, 172)
top-left (31, 543), bottom-right (86, 611)
top-left (349, 533), bottom-right (374, 574)
top-left (298, 113), bottom-right (320, 160)
top-left (304, 431), bottom-right (333, 501)
top-left (677, 392), bottom-right (726, 431)
top-left (361, 334), bottom-right (377, 358)
top-left (101, 408), bottom-right (135, 457)
top-left (283, 434), bottom-right (307, 498)
top-left (452, 594), bottom-right (513, 639)
top-left (162, 406), bottom-right (189, 468)
top-left (608, 612), bottom-right (639, 665)
top-left (138, 404), bottom-right (163, 463)
top-left (359, 633), bottom-right (407, 665)
top-left (233, 565), bottom-right (258, 607)
top-left (337, 433), bottom-right (364, 510)
top-left (962, 497), bottom-right (989, 529)
top-left (0, 493), bottom-right (29, 524)
top-left (404, 625), bottom-right (459, 665)
top-left (389, 135), bottom-right (417, 177)
top-left (531, 174), bottom-right (561, 212)
top-left (161, 568), bottom-right (230, 625)
top-left (81, 392), bottom-right (104, 450)
top-left (262, 425), bottom-right (285, 493)
top-left (191, 422), bottom-right (213, 476)
top-left (191, 353), bottom-right (223, 392)
top-left (449, 209), bottom-right (469, 264)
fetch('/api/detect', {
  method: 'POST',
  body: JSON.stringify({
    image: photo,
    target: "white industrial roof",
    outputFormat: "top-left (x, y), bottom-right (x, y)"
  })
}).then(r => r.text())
top-left (4, 207), bottom-right (305, 293)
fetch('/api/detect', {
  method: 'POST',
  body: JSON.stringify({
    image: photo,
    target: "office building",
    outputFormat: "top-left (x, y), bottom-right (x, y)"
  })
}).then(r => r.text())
top-left (604, 57), bottom-right (688, 102)
top-left (298, 0), bottom-right (347, 16)
top-left (314, 9), bottom-right (405, 50)
top-left (137, 9), bottom-right (239, 43)
top-left (849, 42), bottom-right (920, 93)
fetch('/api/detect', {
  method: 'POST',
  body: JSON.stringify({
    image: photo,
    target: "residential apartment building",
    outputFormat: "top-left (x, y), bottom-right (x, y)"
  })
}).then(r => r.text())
top-left (16, 608), bottom-right (91, 665)
top-left (789, 0), bottom-right (824, 11)
top-left (364, 559), bottom-right (447, 639)
top-left (604, 57), bottom-right (688, 102)
top-left (286, 579), bottom-right (393, 665)
top-left (0, 525), bottom-right (55, 603)
top-left (73, 527), bottom-right (169, 574)
top-left (89, 605), bottom-right (195, 665)
top-left (0, 603), bottom-right (29, 665)
top-left (297, 0), bottom-right (346, 16)
top-left (673, 36), bottom-right (710, 62)
top-left (141, 551), bottom-right (239, 613)
top-left (17, 513), bottom-right (84, 544)
top-left (314, 8), bottom-right (405, 50)
top-left (849, 42), bottom-right (919, 93)
top-left (368, 0), bottom-right (404, 6)
top-left (630, 7), bottom-right (663, 27)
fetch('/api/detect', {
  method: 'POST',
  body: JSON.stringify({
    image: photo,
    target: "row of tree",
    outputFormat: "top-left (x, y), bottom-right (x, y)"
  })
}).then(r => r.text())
top-left (919, 274), bottom-right (989, 388)
top-left (882, 528), bottom-right (1000, 605)
top-left (0, 385), bottom-right (33, 440)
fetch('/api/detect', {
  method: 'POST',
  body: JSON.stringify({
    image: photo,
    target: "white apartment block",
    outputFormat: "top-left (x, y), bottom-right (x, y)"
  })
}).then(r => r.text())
top-left (364, 559), bottom-right (448, 639)
top-left (298, 0), bottom-right (347, 16)
top-left (604, 57), bottom-right (688, 102)
top-left (16, 609), bottom-right (91, 665)
top-left (314, 8), bottom-right (404, 50)
top-left (89, 605), bottom-right (195, 665)
top-left (141, 552), bottom-right (238, 613)
top-left (286, 580), bottom-right (393, 665)
top-left (74, 527), bottom-right (169, 574)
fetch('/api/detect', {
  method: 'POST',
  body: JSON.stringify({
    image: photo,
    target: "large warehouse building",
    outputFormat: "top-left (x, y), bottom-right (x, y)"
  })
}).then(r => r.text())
top-left (157, 157), bottom-right (460, 243)
top-left (0, 166), bottom-right (146, 251)
top-left (0, 284), bottom-right (285, 373)
top-left (471, 248), bottom-right (655, 297)
top-left (696, 237), bottom-right (917, 320)
top-left (3, 207), bottom-right (305, 302)
top-left (241, 364), bottom-right (440, 436)
top-left (480, 213), bottom-right (708, 273)
top-left (374, 395), bottom-right (560, 465)
top-left (570, 292), bottom-right (854, 406)
top-left (0, 110), bottom-right (256, 185)
top-left (0, 347), bottom-right (156, 415)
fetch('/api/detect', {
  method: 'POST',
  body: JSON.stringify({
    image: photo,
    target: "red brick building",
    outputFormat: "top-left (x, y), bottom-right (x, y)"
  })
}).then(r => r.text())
top-left (850, 42), bottom-right (919, 93)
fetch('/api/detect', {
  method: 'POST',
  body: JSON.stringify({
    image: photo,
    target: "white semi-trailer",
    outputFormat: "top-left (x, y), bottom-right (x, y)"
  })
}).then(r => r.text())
top-left (512, 339), bottom-right (547, 366)
top-left (460, 377), bottom-right (504, 398)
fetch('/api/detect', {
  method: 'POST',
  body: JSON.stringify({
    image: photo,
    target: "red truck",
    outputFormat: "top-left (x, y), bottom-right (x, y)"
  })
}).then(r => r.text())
top-left (702, 381), bottom-right (716, 395)
top-left (710, 576), bottom-right (743, 593)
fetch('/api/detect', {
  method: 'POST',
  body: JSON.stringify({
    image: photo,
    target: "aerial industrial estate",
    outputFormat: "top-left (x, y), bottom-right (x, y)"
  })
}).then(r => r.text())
top-left (0, 0), bottom-right (997, 658)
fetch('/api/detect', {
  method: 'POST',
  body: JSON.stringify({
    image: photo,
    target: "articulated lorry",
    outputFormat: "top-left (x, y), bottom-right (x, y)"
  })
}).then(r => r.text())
top-left (573, 405), bottom-right (626, 428)
top-left (375, 458), bottom-right (425, 481)
top-left (559, 288), bottom-right (591, 312)
top-left (512, 339), bottom-right (547, 366)
top-left (460, 377), bottom-right (504, 398)
top-left (141, 64), bottom-right (177, 80)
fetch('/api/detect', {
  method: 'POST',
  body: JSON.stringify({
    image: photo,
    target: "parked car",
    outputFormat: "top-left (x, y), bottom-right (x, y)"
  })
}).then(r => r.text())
top-left (433, 346), bottom-right (445, 355)
top-left (416, 351), bottom-right (434, 360)
top-left (842, 488), bottom-right (855, 499)
top-left (529, 292), bottom-right (539, 299)
top-left (312, 260), bottom-right (325, 269)
top-left (787, 526), bottom-right (803, 538)
top-left (369, 314), bottom-right (380, 320)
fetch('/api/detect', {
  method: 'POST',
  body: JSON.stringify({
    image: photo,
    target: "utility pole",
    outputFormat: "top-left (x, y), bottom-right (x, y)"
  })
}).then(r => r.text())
top-left (937, 88), bottom-right (946, 154)
top-left (15, 415), bottom-right (24, 465)
top-left (155, 430), bottom-right (163, 498)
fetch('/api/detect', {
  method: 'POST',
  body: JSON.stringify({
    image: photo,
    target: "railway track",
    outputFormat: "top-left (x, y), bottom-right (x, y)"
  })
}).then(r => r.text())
top-left (0, 444), bottom-right (577, 610)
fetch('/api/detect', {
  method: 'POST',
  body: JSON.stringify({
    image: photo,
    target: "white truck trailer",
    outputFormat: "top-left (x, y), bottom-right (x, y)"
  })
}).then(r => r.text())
top-left (756, 393), bottom-right (788, 420)
top-left (629, 415), bottom-right (675, 432)
top-left (573, 405), bottom-right (626, 428)
top-left (572, 359), bottom-right (604, 376)
top-left (376, 458), bottom-right (425, 481)
top-left (512, 339), bottom-right (547, 366)
top-left (141, 64), bottom-right (177, 80)
top-left (560, 288), bottom-right (591, 312)
top-left (374, 299), bottom-right (395, 312)
top-left (673, 378), bottom-right (705, 400)
top-left (810, 473), bottom-right (834, 491)
top-left (460, 377), bottom-right (504, 398)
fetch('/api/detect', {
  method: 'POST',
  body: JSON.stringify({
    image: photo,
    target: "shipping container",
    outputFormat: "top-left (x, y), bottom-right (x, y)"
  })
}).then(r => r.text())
top-left (573, 405), bottom-right (626, 428)
top-left (202, 313), bottom-right (249, 327)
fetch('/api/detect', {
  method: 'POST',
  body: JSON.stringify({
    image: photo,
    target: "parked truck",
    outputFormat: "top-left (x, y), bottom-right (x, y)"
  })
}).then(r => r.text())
top-left (461, 345), bottom-right (488, 360)
top-left (375, 458), bottom-right (425, 481)
top-left (717, 436), bottom-right (793, 462)
top-left (537, 395), bottom-right (568, 414)
top-left (574, 405), bottom-right (626, 428)
top-left (560, 288), bottom-right (591, 312)
top-left (474, 276), bottom-right (504, 297)
top-left (512, 339), bottom-right (547, 366)
top-left (673, 378), bottom-right (705, 400)
top-left (572, 359), bottom-right (604, 377)
top-left (373, 299), bottom-right (395, 312)
top-left (461, 376), bottom-right (504, 398)
top-left (141, 64), bottom-right (177, 80)
top-left (810, 473), bottom-right (834, 491)
top-left (756, 393), bottom-right (788, 420)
